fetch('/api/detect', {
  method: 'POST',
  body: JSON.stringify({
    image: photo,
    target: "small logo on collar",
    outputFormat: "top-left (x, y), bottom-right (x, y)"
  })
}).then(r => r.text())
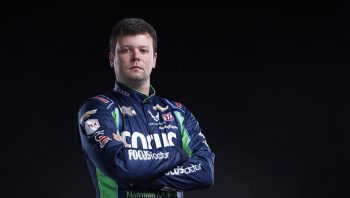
top-left (153, 104), bottom-right (169, 112)
top-left (114, 86), bottom-right (130, 97)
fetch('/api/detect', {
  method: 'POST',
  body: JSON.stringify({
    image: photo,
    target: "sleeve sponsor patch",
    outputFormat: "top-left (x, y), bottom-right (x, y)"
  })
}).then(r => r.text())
top-left (175, 102), bottom-right (182, 108)
top-left (79, 109), bottom-right (97, 124)
top-left (93, 96), bottom-right (109, 103)
top-left (84, 119), bottom-right (100, 135)
top-left (94, 131), bottom-right (111, 148)
top-left (165, 164), bottom-right (202, 176)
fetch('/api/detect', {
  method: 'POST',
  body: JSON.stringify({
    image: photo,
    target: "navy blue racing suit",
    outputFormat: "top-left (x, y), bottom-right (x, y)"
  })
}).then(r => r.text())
top-left (77, 82), bottom-right (215, 198)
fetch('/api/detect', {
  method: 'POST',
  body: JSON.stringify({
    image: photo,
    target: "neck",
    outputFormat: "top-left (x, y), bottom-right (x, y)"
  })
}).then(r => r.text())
top-left (134, 83), bottom-right (150, 96)
top-left (120, 80), bottom-right (150, 96)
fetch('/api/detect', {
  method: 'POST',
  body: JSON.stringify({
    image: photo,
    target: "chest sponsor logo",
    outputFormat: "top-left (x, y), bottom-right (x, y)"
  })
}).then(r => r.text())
top-left (159, 124), bottom-right (178, 130)
top-left (120, 131), bottom-right (177, 149)
top-left (120, 106), bottom-right (137, 116)
top-left (162, 112), bottom-right (174, 121)
top-left (153, 104), bottom-right (168, 112)
top-left (149, 122), bottom-right (179, 131)
top-left (148, 110), bottom-right (159, 122)
top-left (79, 109), bottom-right (97, 124)
top-left (84, 119), bottom-right (100, 135)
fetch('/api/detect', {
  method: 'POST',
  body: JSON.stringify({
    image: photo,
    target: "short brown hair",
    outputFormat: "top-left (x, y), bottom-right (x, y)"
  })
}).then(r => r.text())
top-left (109, 18), bottom-right (158, 53)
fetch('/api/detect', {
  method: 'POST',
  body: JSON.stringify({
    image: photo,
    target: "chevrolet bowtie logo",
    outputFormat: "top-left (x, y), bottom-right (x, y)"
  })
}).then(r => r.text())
top-left (153, 104), bottom-right (168, 112)
top-left (80, 109), bottom-right (97, 124)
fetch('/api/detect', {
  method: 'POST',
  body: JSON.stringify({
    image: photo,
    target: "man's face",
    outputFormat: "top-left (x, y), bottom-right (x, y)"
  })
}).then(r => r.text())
top-left (109, 33), bottom-right (157, 86)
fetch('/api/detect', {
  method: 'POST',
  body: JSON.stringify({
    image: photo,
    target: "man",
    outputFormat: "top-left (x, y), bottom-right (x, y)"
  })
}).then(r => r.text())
top-left (77, 18), bottom-right (214, 198)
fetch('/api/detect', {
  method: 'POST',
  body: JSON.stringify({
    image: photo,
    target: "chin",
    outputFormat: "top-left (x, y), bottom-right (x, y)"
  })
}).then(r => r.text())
top-left (126, 77), bottom-right (145, 84)
top-left (127, 74), bottom-right (144, 81)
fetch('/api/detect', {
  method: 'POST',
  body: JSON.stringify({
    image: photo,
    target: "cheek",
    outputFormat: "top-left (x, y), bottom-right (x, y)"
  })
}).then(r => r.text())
top-left (117, 57), bottom-right (130, 67)
top-left (147, 57), bottom-right (156, 67)
top-left (117, 54), bottom-right (130, 62)
top-left (146, 61), bottom-right (155, 70)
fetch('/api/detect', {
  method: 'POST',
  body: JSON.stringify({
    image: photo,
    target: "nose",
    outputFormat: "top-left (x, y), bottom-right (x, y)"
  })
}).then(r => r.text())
top-left (131, 50), bottom-right (141, 61)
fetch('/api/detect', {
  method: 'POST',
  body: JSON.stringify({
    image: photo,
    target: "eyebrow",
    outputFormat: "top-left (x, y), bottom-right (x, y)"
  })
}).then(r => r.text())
top-left (119, 45), bottom-right (150, 48)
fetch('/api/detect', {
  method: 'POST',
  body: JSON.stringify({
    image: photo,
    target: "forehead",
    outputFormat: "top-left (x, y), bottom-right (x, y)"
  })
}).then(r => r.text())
top-left (116, 33), bottom-right (153, 47)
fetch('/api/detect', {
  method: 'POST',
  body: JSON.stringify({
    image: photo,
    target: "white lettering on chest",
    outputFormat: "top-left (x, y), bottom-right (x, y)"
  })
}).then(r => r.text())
top-left (120, 131), bottom-right (177, 149)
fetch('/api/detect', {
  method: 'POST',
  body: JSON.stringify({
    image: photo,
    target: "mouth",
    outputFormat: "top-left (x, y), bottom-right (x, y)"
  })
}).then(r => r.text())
top-left (129, 66), bottom-right (143, 70)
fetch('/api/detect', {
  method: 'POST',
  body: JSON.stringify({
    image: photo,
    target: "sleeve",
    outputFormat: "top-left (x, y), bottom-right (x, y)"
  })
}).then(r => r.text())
top-left (77, 98), bottom-right (189, 185)
top-left (147, 104), bottom-right (215, 191)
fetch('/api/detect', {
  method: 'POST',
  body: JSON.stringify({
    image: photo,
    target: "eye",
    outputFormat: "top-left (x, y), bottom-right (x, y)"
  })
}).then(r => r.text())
top-left (140, 48), bottom-right (149, 54)
top-left (119, 48), bottom-right (130, 53)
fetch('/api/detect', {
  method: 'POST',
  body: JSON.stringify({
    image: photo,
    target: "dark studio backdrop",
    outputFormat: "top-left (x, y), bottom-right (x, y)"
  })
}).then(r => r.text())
top-left (1, 1), bottom-right (349, 197)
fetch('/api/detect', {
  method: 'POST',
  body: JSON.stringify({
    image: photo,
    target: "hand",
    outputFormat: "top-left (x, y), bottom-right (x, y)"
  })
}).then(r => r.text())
top-left (113, 133), bottom-right (128, 147)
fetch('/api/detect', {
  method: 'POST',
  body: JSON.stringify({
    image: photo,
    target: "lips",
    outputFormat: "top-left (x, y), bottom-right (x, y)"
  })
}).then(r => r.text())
top-left (129, 66), bottom-right (143, 70)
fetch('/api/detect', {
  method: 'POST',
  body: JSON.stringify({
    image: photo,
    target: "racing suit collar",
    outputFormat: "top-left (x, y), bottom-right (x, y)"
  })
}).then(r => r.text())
top-left (114, 81), bottom-right (156, 103)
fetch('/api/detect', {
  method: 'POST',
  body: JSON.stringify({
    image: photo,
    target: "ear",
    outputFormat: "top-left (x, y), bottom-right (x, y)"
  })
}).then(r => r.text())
top-left (152, 52), bottom-right (157, 68)
top-left (109, 52), bottom-right (115, 68)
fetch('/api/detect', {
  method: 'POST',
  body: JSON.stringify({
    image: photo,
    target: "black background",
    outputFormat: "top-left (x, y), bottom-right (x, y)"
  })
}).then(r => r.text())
top-left (1, 1), bottom-right (349, 197)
